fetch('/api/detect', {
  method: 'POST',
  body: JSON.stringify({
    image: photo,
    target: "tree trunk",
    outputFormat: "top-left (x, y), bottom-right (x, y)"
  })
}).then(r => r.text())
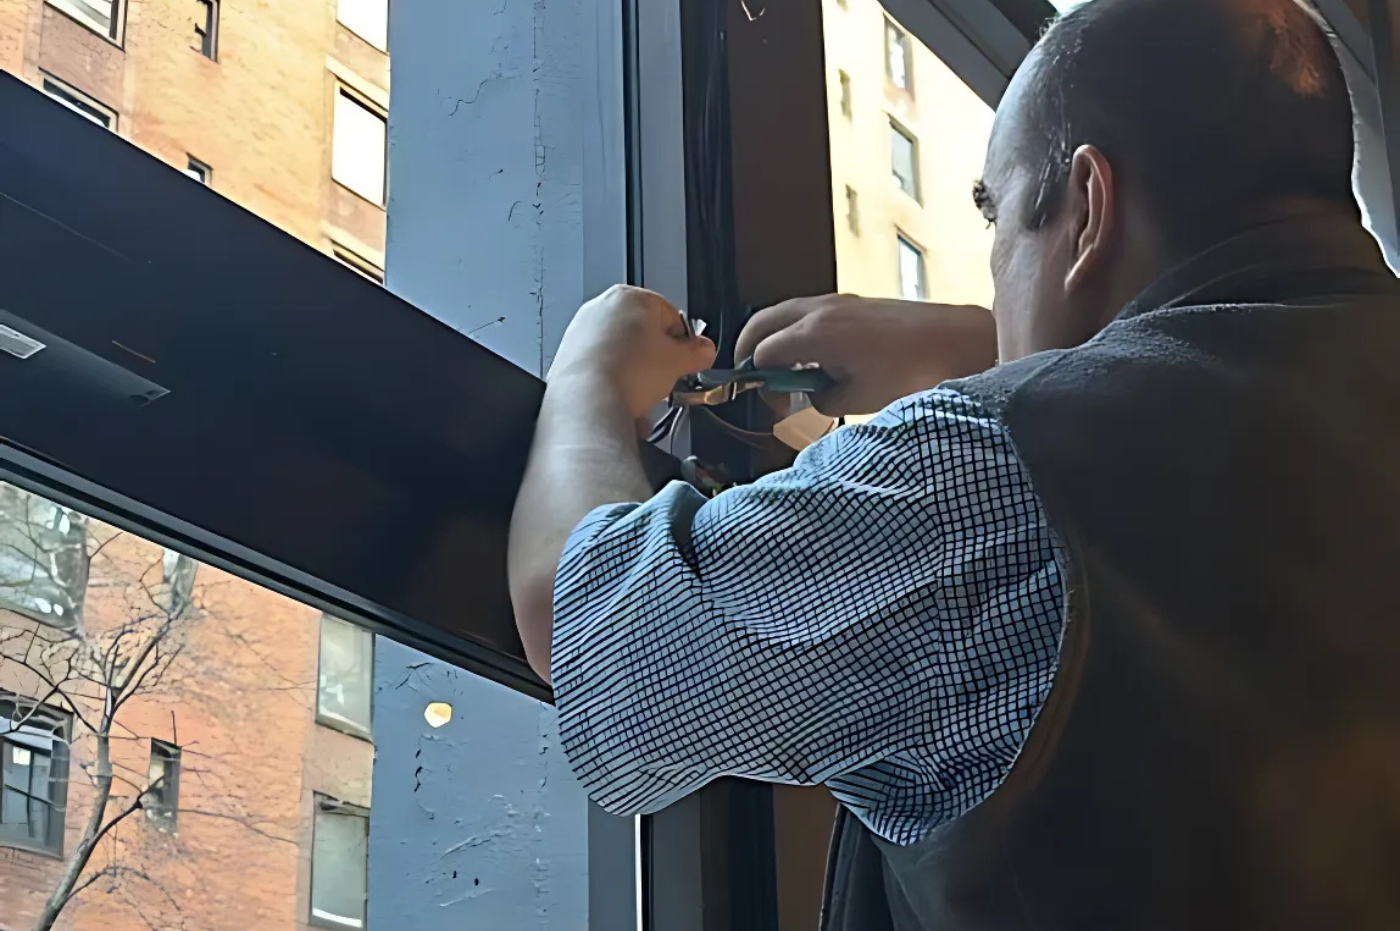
top-left (31, 730), bottom-right (113, 931)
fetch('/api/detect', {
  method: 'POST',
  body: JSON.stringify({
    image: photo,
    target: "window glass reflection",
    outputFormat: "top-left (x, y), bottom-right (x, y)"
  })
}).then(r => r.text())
top-left (825, 0), bottom-right (995, 307)
top-left (318, 613), bottom-right (375, 738)
top-left (898, 234), bottom-right (928, 301)
top-left (0, 482), bottom-right (374, 930)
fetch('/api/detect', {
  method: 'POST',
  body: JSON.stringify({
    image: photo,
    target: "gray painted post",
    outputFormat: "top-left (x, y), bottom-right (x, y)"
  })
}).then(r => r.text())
top-left (369, 0), bottom-right (637, 927)
top-left (381, 0), bottom-right (626, 377)
top-left (368, 639), bottom-right (590, 929)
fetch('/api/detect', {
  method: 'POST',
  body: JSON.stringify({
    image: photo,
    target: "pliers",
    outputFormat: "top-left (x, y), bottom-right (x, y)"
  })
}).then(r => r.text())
top-left (669, 357), bottom-right (833, 407)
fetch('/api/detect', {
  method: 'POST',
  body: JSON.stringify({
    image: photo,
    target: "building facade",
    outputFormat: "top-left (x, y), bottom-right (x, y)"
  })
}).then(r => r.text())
top-left (824, 0), bottom-right (997, 308)
top-left (0, 0), bottom-right (389, 276)
top-left (0, 0), bottom-right (388, 928)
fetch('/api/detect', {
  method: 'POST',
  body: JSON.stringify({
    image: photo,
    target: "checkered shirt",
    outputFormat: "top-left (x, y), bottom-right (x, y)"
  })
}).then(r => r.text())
top-left (552, 387), bottom-right (1066, 845)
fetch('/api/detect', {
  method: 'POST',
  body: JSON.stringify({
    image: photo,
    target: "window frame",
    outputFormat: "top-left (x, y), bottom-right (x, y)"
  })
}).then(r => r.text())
top-left (889, 116), bottom-right (921, 200)
top-left (8, 1), bottom-right (1400, 927)
top-left (331, 243), bottom-right (386, 285)
top-left (0, 691), bottom-right (71, 857)
top-left (331, 84), bottom-right (389, 207)
top-left (195, 0), bottom-right (220, 61)
top-left (310, 794), bottom-right (370, 931)
top-left (45, 0), bottom-right (126, 45)
top-left (185, 156), bottom-right (212, 185)
top-left (885, 18), bottom-right (913, 92)
top-left (315, 613), bottom-right (375, 740)
top-left (897, 231), bottom-right (928, 301)
top-left (40, 75), bottom-right (116, 130)
top-left (143, 739), bottom-right (182, 830)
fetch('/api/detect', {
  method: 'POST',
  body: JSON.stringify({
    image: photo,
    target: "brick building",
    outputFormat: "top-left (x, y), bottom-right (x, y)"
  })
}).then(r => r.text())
top-left (0, 0), bottom-right (389, 276)
top-left (0, 0), bottom-right (388, 928)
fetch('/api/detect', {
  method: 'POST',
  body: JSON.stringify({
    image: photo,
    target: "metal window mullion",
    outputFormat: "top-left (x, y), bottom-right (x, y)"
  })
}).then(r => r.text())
top-left (0, 446), bottom-right (549, 701)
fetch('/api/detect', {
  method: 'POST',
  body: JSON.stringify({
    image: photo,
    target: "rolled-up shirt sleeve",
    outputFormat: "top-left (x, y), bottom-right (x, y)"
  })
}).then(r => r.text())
top-left (551, 388), bottom-right (1065, 846)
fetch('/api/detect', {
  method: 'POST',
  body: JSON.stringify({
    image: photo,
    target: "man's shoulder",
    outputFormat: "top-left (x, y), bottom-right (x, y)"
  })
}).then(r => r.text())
top-left (942, 350), bottom-right (1073, 423)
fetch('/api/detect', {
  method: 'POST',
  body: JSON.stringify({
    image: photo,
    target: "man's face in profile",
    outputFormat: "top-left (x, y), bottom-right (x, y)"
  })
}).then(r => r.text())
top-left (980, 50), bottom-right (1083, 364)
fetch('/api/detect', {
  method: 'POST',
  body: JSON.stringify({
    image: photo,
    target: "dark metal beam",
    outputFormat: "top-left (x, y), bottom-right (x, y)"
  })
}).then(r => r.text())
top-left (0, 71), bottom-right (682, 703)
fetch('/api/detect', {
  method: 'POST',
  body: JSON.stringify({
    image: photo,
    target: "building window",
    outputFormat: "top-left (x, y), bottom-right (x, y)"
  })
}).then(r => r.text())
top-left (317, 614), bottom-right (373, 738)
top-left (898, 234), bottom-right (927, 302)
top-left (46, 0), bottom-right (123, 42)
top-left (194, 0), bottom-right (219, 59)
top-left (332, 87), bottom-right (388, 207)
top-left (312, 796), bottom-right (369, 929)
top-left (838, 70), bottom-right (852, 118)
top-left (40, 77), bottom-right (115, 130)
top-left (886, 20), bottom-right (912, 92)
top-left (0, 484), bottom-right (87, 627)
top-left (338, 0), bottom-right (389, 52)
top-left (845, 185), bottom-right (860, 234)
top-left (332, 244), bottom-right (385, 285)
top-left (0, 692), bottom-right (69, 856)
top-left (185, 157), bottom-right (212, 185)
top-left (144, 740), bottom-right (181, 830)
top-left (156, 548), bottom-right (198, 617)
top-left (890, 120), bottom-right (919, 199)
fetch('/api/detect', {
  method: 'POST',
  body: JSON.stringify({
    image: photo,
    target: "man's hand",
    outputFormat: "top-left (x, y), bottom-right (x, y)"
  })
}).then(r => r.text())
top-left (551, 284), bottom-right (717, 418)
top-left (735, 295), bottom-right (997, 416)
top-left (511, 285), bottom-right (714, 684)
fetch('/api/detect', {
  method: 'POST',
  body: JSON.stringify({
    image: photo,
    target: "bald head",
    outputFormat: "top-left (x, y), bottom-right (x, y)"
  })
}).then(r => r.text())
top-left (1010, 0), bottom-right (1356, 249)
top-left (977, 0), bottom-right (1362, 363)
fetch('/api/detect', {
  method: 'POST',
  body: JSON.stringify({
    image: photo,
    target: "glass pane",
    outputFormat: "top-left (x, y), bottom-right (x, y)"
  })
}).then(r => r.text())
top-left (312, 807), bottom-right (369, 928)
top-left (339, 0), bottom-right (389, 51)
top-left (31, 748), bottom-right (51, 794)
top-left (41, 80), bottom-right (114, 128)
top-left (2, 742), bottom-right (25, 792)
top-left (0, 484), bottom-right (87, 626)
top-left (10, 0), bottom-right (389, 280)
top-left (46, 0), bottom-right (115, 38)
top-left (890, 123), bottom-right (917, 197)
top-left (1, 787), bottom-right (25, 827)
top-left (333, 90), bottom-right (388, 206)
top-left (886, 23), bottom-right (909, 90)
top-left (898, 237), bottom-right (925, 301)
top-left (0, 482), bottom-right (376, 913)
top-left (145, 755), bottom-right (165, 798)
top-left (8, 746), bottom-right (31, 785)
top-left (828, 0), bottom-right (994, 307)
top-left (318, 614), bottom-right (374, 735)
top-left (27, 795), bottom-right (48, 840)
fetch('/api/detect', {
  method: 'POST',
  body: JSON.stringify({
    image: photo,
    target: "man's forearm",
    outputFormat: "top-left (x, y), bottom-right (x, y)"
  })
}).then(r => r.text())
top-left (508, 372), bottom-right (655, 682)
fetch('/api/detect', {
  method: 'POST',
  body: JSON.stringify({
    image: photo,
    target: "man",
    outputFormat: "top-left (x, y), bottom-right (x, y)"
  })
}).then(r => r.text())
top-left (510, 0), bottom-right (1400, 926)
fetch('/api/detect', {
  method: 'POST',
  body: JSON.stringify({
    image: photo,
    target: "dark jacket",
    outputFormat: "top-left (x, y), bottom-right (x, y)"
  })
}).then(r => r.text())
top-left (822, 216), bottom-right (1400, 930)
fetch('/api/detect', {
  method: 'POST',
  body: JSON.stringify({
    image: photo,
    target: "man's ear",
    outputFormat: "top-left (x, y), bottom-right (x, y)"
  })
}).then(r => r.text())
top-left (1063, 144), bottom-right (1116, 294)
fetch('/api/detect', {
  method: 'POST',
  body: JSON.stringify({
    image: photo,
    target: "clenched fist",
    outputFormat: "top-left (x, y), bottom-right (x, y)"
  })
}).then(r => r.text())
top-left (550, 285), bottom-right (717, 419)
top-left (735, 295), bottom-right (997, 416)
